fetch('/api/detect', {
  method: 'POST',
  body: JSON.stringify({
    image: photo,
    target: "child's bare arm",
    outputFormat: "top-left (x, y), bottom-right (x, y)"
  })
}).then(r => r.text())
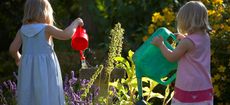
top-left (45, 18), bottom-right (84, 40)
top-left (152, 36), bottom-right (193, 62)
top-left (9, 31), bottom-right (22, 66)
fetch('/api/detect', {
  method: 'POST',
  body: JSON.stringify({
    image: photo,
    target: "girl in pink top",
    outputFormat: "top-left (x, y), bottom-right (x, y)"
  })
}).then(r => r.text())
top-left (152, 1), bottom-right (213, 105)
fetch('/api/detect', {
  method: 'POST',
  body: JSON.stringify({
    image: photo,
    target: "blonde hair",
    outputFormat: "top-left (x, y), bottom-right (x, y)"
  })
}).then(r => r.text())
top-left (176, 1), bottom-right (211, 34)
top-left (22, 0), bottom-right (54, 25)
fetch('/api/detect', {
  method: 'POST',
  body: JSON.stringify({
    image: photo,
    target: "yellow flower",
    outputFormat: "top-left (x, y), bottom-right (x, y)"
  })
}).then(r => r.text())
top-left (201, 0), bottom-right (210, 5)
top-left (214, 74), bottom-right (221, 80)
top-left (214, 85), bottom-right (221, 97)
top-left (208, 10), bottom-right (216, 16)
top-left (162, 8), bottom-right (175, 24)
top-left (212, 0), bottom-right (223, 5)
top-left (148, 24), bottom-right (155, 34)
top-left (224, 25), bottom-right (230, 32)
top-left (152, 12), bottom-right (164, 24)
top-left (211, 77), bottom-right (215, 83)
top-left (218, 65), bottom-right (226, 72)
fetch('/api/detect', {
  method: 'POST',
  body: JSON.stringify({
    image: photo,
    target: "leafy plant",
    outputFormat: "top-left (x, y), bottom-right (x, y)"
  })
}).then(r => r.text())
top-left (64, 70), bottom-right (101, 105)
top-left (0, 71), bottom-right (101, 105)
top-left (109, 50), bottom-right (173, 105)
top-left (104, 22), bottom-right (124, 104)
top-left (0, 80), bottom-right (17, 105)
top-left (81, 65), bottom-right (103, 98)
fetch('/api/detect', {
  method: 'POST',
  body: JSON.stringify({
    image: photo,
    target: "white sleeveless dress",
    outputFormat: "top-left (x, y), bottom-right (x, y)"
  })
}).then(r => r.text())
top-left (17, 23), bottom-right (65, 105)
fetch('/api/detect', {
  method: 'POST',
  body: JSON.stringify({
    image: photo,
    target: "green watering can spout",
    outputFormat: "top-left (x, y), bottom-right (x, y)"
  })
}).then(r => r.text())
top-left (133, 27), bottom-right (178, 102)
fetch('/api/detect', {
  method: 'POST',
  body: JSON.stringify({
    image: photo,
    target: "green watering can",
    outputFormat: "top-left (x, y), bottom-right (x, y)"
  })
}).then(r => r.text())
top-left (133, 27), bottom-right (178, 103)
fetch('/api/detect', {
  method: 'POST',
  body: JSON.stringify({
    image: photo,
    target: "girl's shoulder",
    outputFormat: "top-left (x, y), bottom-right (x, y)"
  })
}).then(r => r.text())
top-left (20, 23), bottom-right (47, 37)
top-left (186, 33), bottom-right (210, 42)
top-left (187, 32), bottom-right (209, 38)
top-left (22, 23), bottom-right (47, 27)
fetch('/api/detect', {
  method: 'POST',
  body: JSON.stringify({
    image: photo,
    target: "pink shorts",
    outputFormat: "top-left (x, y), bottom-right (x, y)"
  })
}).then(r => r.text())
top-left (171, 87), bottom-right (213, 105)
top-left (171, 98), bottom-right (213, 105)
top-left (174, 87), bottom-right (213, 102)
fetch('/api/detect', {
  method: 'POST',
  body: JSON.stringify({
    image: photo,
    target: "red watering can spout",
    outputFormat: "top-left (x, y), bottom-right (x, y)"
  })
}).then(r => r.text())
top-left (79, 50), bottom-right (85, 60)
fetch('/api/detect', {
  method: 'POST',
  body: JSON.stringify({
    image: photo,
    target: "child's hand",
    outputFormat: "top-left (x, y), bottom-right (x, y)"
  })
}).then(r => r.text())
top-left (15, 53), bottom-right (21, 66)
top-left (74, 18), bottom-right (84, 27)
top-left (174, 33), bottom-right (185, 41)
top-left (151, 35), bottom-right (164, 47)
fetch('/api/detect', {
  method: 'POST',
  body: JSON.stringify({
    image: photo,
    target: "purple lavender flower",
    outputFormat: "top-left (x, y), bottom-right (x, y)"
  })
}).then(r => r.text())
top-left (69, 71), bottom-right (77, 85)
top-left (80, 79), bottom-right (87, 87)
top-left (62, 71), bottom-right (100, 104)
top-left (74, 93), bottom-right (81, 100)
top-left (94, 87), bottom-right (100, 96)
top-left (70, 101), bottom-right (75, 105)
top-left (7, 80), bottom-right (13, 91)
top-left (89, 93), bottom-right (93, 102)
top-left (64, 75), bottom-right (69, 92)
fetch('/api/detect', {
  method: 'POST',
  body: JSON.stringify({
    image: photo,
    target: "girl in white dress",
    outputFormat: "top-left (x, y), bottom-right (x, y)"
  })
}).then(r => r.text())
top-left (9, 0), bottom-right (83, 105)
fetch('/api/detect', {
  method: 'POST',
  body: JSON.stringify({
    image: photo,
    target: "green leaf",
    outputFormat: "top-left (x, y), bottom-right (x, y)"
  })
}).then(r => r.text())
top-left (109, 79), bottom-right (119, 88)
top-left (164, 85), bottom-right (170, 100)
top-left (143, 92), bottom-right (164, 101)
top-left (130, 78), bottom-right (138, 87)
top-left (149, 80), bottom-right (159, 90)
top-left (142, 87), bottom-right (151, 93)
top-left (166, 91), bottom-right (174, 104)
top-left (115, 57), bottom-right (131, 69)
top-left (128, 50), bottom-right (134, 58)
top-left (120, 100), bottom-right (133, 105)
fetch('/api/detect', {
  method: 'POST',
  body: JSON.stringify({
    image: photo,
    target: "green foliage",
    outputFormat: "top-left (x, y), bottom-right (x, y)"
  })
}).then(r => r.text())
top-left (108, 50), bottom-right (173, 105)
top-left (93, 0), bottom-right (177, 49)
top-left (104, 23), bottom-right (124, 75)
top-left (163, 85), bottom-right (174, 105)
top-left (0, 89), bottom-right (16, 105)
top-left (0, 52), bottom-right (17, 83)
top-left (81, 65), bottom-right (104, 98)
top-left (103, 22), bottom-right (124, 104)
top-left (1, 0), bottom-right (229, 104)
top-left (207, 1), bottom-right (230, 104)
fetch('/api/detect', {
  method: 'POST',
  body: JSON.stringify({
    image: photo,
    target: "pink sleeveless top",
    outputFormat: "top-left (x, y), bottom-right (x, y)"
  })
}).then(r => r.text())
top-left (174, 33), bottom-right (213, 102)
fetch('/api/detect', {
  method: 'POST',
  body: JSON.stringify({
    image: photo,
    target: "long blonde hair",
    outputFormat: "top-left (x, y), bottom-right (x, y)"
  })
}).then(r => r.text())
top-left (176, 1), bottom-right (211, 34)
top-left (22, 0), bottom-right (54, 25)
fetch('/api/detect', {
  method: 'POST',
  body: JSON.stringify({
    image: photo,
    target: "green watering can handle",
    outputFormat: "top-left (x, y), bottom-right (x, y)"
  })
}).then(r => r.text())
top-left (159, 33), bottom-right (177, 85)
top-left (163, 33), bottom-right (178, 49)
top-left (158, 72), bottom-right (176, 85)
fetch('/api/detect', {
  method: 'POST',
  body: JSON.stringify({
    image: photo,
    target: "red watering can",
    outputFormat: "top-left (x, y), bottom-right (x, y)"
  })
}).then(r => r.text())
top-left (71, 26), bottom-right (89, 69)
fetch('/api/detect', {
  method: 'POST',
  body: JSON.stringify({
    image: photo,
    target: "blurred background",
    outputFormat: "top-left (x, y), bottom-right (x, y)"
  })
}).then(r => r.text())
top-left (0, 0), bottom-right (229, 104)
